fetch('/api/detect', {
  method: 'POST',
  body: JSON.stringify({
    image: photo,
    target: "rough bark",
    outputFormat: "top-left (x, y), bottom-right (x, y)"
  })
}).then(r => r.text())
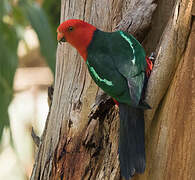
top-left (142, 16), bottom-right (195, 180)
top-left (30, 0), bottom-right (194, 180)
top-left (144, 0), bottom-right (193, 131)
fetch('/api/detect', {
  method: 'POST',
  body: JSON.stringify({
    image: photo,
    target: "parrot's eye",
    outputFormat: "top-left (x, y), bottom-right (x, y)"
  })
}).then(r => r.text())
top-left (68, 26), bottom-right (74, 32)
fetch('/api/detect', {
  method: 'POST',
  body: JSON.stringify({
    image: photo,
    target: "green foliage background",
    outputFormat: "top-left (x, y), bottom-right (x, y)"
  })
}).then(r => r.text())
top-left (0, 0), bottom-right (60, 142)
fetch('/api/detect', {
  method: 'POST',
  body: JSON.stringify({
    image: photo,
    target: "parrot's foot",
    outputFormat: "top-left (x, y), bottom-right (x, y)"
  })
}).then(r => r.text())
top-left (148, 52), bottom-right (155, 63)
top-left (146, 52), bottom-right (155, 78)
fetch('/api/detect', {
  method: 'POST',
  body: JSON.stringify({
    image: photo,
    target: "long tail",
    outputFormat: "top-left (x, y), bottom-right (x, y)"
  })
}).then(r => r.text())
top-left (118, 103), bottom-right (145, 180)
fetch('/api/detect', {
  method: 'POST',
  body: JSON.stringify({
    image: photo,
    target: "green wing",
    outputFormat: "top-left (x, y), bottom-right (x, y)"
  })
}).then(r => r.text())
top-left (87, 30), bottom-right (146, 107)
top-left (111, 31), bottom-right (146, 106)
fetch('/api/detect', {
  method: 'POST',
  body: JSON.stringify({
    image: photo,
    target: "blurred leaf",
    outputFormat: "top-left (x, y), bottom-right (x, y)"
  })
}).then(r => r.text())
top-left (12, 6), bottom-right (28, 27)
top-left (0, 0), bottom-right (56, 144)
top-left (0, 21), bottom-right (18, 141)
top-left (42, 0), bottom-right (60, 37)
top-left (20, 1), bottom-right (56, 73)
top-left (0, 0), bottom-right (12, 19)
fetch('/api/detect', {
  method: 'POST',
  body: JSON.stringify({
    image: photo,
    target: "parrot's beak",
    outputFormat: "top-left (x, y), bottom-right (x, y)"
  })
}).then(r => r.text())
top-left (58, 37), bottom-right (66, 44)
top-left (57, 32), bottom-right (66, 44)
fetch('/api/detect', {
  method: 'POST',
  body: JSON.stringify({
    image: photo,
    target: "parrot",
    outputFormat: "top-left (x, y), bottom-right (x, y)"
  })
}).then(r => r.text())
top-left (57, 19), bottom-right (153, 180)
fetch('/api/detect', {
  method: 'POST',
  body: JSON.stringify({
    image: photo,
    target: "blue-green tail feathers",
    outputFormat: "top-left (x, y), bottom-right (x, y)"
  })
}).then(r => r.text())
top-left (118, 103), bottom-right (146, 179)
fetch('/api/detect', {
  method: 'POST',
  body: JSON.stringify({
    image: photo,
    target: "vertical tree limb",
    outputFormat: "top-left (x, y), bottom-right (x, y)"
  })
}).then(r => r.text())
top-left (144, 16), bottom-right (195, 180)
top-left (145, 0), bottom-right (193, 131)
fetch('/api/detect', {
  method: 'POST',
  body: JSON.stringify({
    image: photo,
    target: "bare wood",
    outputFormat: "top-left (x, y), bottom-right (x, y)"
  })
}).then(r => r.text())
top-left (192, 0), bottom-right (195, 16)
top-left (144, 18), bottom-right (195, 180)
top-left (115, 0), bottom-right (157, 42)
top-left (31, 128), bottom-right (40, 147)
top-left (145, 0), bottom-right (193, 131)
top-left (31, 0), bottom-right (125, 179)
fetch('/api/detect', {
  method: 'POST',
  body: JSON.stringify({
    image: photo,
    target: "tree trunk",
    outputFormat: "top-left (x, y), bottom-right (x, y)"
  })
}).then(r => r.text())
top-left (30, 0), bottom-right (194, 180)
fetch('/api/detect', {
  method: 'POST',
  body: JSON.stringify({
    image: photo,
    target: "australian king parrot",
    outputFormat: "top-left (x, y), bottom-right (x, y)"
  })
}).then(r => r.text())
top-left (57, 19), bottom-right (153, 180)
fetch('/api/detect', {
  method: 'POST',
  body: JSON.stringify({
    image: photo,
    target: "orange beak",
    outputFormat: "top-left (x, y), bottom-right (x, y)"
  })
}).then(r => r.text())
top-left (57, 31), bottom-right (66, 43)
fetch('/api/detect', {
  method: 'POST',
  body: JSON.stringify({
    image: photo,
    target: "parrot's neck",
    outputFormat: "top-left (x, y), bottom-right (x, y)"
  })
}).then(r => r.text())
top-left (77, 47), bottom-right (88, 61)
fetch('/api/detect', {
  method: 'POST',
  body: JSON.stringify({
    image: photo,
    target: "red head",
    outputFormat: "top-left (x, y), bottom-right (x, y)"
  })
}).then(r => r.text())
top-left (57, 19), bottom-right (97, 60)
